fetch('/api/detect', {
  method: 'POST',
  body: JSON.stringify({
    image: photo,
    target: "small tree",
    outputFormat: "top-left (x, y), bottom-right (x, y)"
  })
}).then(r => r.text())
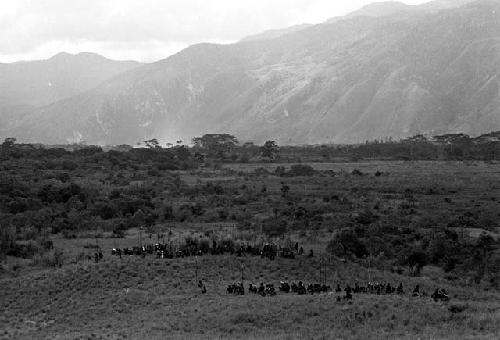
top-left (144, 139), bottom-right (161, 149)
top-left (477, 233), bottom-right (496, 258)
top-left (275, 166), bottom-right (286, 177)
top-left (327, 229), bottom-right (368, 258)
top-left (174, 146), bottom-right (191, 161)
top-left (280, 183), bottom-right (290, 197)
top-left (408, 250), bottom-right (427, 276)
top-left (289, 164), bottom-right (316, 176)
top-left (0, 224), bottom-right (16, 256)
top-left (2, 137), bottom-right (16, 148)
top-left (261, 141), bottom-right (280, 160)
top-left (477, 233), bottom-right (496, 278)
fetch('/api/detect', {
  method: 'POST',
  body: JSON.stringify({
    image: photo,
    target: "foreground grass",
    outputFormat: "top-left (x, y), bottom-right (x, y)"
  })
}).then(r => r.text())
top-left (1, 255), bottom-right (499, 339)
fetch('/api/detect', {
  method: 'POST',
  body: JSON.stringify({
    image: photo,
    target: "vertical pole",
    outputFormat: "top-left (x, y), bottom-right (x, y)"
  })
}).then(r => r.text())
top-left (324, 256), bottom-right (327, 286)
top-left (368, 256), bottom-right (371, 283)
top-left (323, 256), bottom-right (326, 286)
top-left (320, 257), bottom-right (323, 286)
top-left (95, 223), bottom-right (98, 249)
top-left (195, 256), bottom-right (198, 284)
top-left (318, 257), bottom-right (321, 284)
top-left (321, 257), bottom-right (323, 286)
top-left (324, 255), bottom-right (328, 286)
top-left (320, 256), bottom-right (324, 286)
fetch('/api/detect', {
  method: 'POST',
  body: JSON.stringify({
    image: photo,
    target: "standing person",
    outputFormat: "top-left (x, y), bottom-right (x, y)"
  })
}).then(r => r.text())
top-left (345, 285), bottom-right (353, 299)
top-left (198, 280), bottom-right (207, 294)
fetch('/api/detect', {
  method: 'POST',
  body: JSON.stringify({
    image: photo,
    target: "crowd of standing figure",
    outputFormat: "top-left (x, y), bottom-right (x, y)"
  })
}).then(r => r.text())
top-left (224, 280), bottom-right (450, 302)
top-left (106, 238), bottom-right (451, 303)
top-left (111, 240), bottom-right (308, 261)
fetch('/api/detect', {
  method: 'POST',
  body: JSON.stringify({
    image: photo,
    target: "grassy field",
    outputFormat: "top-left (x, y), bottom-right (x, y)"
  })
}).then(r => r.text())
top-left (224, 160), bottom-right (500, 175)
top-left (2, 160), bottom-right (500, 339)
top-left (2, 250), bottom-right (500, 340)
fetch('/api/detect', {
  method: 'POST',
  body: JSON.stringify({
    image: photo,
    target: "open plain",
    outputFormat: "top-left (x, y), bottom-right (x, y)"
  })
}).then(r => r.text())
top-left (2, 156), bottom-right (500, 339)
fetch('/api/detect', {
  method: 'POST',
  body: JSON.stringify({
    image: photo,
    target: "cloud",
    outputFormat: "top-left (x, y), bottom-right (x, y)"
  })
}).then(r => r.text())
top-left (0, 0), bottom-right (429, 62)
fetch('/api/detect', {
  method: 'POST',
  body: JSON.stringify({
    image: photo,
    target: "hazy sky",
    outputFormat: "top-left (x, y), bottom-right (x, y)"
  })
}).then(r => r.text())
top-left (0, 0), bottom-right (430, 63)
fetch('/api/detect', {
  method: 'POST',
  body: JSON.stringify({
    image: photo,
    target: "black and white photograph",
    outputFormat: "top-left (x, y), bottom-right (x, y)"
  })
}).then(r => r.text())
top-left (1, 0), bottom-right (500, 338)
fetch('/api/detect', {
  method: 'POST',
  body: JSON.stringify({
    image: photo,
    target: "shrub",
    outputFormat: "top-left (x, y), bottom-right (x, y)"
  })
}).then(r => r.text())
top-left (289, 164), bottom-right (316, 176)
top-left (408, 250), bottom-right (427, 276)
top-left (353, 209), bottom-right (378, 225)
top-left (327, 229), bottom-right (368, 258)
top-left (351, 169), bottom-right (363, 176)
top-left (262, 218), bottom-right (288, 237)
top-left (274, 166), bottom-right (286, 177)
top-left (93, 202), bottom-right (118, 220)
top-left (147, 168), bottom-right (161, 177)
top-left (0, 225), bottom-right (16, 255)
top-left (199, 239), bottom-right (210, 253)
top-left (61, 160), bottom-right (78, 171)
top-left (6, 241), bottom-right (42, 259)
top-left (109, 189), bottom-right (121, 200)
top-left (33, 248), bottom-right (64, 267)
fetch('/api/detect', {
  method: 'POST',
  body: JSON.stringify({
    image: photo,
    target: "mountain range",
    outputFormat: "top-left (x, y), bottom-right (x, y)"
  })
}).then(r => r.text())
top-left (0, 53), bottom-right (140, 138)
top-left (1, 0), bottom-right (500, 145)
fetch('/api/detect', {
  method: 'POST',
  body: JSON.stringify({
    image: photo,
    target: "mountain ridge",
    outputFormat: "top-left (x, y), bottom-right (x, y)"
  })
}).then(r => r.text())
top-left (3, 0), bottom-right (500, 145)
top-left (0, 52), bottom-right (141, 108)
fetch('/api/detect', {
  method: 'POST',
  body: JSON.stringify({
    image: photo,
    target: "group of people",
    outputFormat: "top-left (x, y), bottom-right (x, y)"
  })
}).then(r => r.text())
top-left (226, 282), bottom-right (278, 296)
top-left (111, 245), bottom-right (187, 259)
top-left (227, 282), bottom-right (245, 295)
top-left (279, 281), bottom-right (331, 295)
top-left (226, 281), bottom-right (330, 297)
top-left (337, 281), bottom-right (451, 302)
top-left (337, 281), bottom-right (406, 297)
top-left (221, 280), bottom-right (451, 303)
top-left (430, 288), bottom-right (450, 302)
top-left (93, 251), bottom-right (103, 263)
top-left (248, 283), bottom-right (277, 296)
top-left (110, 241), bottom-right (311, 262)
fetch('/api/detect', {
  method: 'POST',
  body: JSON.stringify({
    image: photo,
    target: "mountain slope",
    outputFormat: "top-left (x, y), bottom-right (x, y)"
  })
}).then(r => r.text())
top-left (6, 0), bottom-right (500, 145)
top-left (0, 52), bottom-right (140, 108)
top-left (240, 24), bottom-right (313, 42)
top-left (346, 1), bottom-right (412, 17)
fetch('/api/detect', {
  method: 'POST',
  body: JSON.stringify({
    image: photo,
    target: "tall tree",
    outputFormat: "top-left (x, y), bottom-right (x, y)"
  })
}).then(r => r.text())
top-left (192, 134), bottom-right (238, 158)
